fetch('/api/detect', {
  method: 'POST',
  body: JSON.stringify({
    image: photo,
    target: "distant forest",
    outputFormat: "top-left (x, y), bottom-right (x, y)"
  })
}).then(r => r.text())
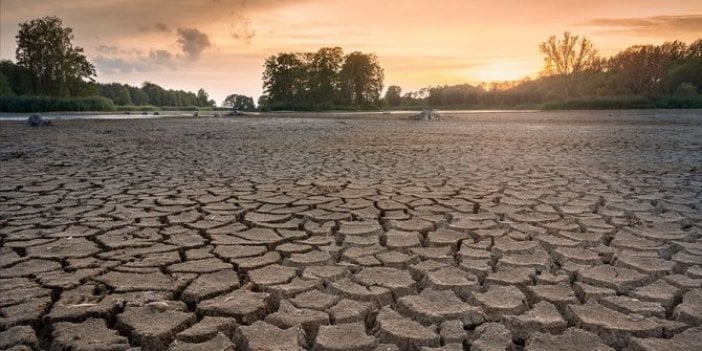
top-left (394, 34), bottom-right (702, 110)
top-left (1, 16), bottom-right (701, 112)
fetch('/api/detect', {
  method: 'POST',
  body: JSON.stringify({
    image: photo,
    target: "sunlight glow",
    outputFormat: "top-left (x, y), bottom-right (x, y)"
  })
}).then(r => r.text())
top-left (471, 61), bottom-right (535, 83)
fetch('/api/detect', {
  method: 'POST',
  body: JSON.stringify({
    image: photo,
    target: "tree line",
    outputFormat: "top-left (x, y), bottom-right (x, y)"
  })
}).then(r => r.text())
top-left (259, 47), bottom-right (384, 110)
top-left (1, 16), bottom-right (700, 112)
top-left (386, 33), bottom-right (702, 109)
top-left (0, 16), bottom-right (231, 112)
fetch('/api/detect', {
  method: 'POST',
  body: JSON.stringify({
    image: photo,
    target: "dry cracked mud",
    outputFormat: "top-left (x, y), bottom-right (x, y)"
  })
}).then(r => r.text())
top-left (0, 110), bottom-right (701, 351)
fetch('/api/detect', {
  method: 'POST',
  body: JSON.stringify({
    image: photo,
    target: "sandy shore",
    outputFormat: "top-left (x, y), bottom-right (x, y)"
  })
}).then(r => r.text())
top-left (1, 110), bottom-right (701, 350)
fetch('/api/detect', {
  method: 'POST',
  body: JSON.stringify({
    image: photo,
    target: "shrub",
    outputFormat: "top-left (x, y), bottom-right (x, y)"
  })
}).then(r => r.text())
top-left (541, 96), bottom-right (655, 110)
top-left (0, 95), bottom-right (115, 112)
top-left (116, 105), bottom-right (161, 112)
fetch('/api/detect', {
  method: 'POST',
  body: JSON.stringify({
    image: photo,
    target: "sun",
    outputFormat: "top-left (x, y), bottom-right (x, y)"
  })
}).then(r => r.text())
top-left (472, 61), bottom-right (536, 82)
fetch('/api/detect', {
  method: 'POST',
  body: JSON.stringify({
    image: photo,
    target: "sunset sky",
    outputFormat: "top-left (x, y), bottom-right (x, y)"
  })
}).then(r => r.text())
top-left (1, 0), bottom-right (701, 104)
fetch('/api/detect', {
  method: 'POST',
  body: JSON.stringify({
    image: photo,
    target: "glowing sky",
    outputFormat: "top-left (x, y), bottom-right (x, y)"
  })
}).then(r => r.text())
top-left (1, 0), bottom-right (701, 104)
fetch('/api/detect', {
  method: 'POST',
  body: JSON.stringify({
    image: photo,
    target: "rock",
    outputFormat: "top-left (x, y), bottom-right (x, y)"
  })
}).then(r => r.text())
top-left (578, 265), bottom-right (651, 294)
top-left (629, 327), bottom-right (702, 351)
top-left (52, 318), bottom-right (131, 351)
top-left (471, 285), bottom-right (528, 321)
top-left (630, 279), bottom-right (681, 312)
top-left (291, 289), bottom-right (340, 310)
top-left (175, 316), bottom-right (237, 343)
top-left (352, 267), bottom-right (417, 299)
top-left (181, 269), bottom-right (240, 304)
top-left (673, 289), bottom-right (702, 326)
top-left (599, 295), bottom-right (666, 319)
top-left (375, 306), bottom-right (440, 350)
top-left (397, 288), bottom-right (484, 326)
top-left (412, 109), bottom-right (441, 121)
top-left (313, 323), bottom-right (376, 351)
top-left (265, 300), bottom-right (329, 346)
top-left (197, 288), bottom-right (272, 323)
top-left (573, 282), bottom-right (616, 303)
top-left (504, 301), bottom-right (567, 340)
top-left (0, 326), bottom-right (38, 350)
top-left (328, 298), bottom-right (373, 324)
top-left (330, 278), bottom-right (393, 307)
top-left (27, 114), bottom-right (50, 127)
top-left (168, 332), bottom-right (235, 351)
top-left (526, 282), bottom-right (579, 313)
top-left (423, 266), bottom-right (480, 299)
top-left (234, 320), bottom-right (305, 351)
top-left (248, 264), bottom-right (297, 287)
top-left (439, 320), bottom-right (466, 344)
top-left (116, 304), bottom-right (195, 351)
top-left (470, 322), bottom-right (512, 351)
top-left (524, 328), bottom-right (613, 351)
top-left (566, 301), bottom-right (662, 349)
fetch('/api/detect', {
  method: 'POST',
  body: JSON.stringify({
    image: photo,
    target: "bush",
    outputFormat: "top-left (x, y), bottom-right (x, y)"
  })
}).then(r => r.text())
top-left (654, 95), bottom-right (702, 108)
top-left (0, 95), bottom-right (115, 112)
top-left (159, 105), bottom-right (200, 111)
top-left (541, 96), bottom-right (656, 110)
top-left (116, 105), bottom-right (161, 112)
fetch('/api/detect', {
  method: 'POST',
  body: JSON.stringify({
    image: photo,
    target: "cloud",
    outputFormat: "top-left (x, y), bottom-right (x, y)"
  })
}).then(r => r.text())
top-left (177, 27), bottom-right (211, 60)
top-left (139, 21), bottom-right (172, 33)
top-left (94, 49), bottom-right (176, 74)
top-left (581, 14), bottom-right (702, 37)
top-left (231, 15), bottom-right (256, 43)
top-left (95, 45), bottom-right (119, 55)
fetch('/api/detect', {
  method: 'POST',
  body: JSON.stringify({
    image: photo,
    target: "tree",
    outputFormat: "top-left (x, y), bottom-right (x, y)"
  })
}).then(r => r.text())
top-left (0, 71), bottom-right (15, 96)
top-left (223, 94), bottom-right (255, 110)
top-left (609, 42), bottom-right (689, 95)
top-left (309, 47), bottom-right (344, 104)
top-left (539, 32), bottom-right (601, 76)
top-left (339, 52), bottom-right (384, 106)
top-left (0, 60), bottom-right (32, 96)
top-left (384, 85), bottom-right (402, 107)
top-left (539, 32), bottom-right (601, 97)
top-left (196, 88), bottom-right (215, 107)
top-left (15, 16), bottom-right (96, 96)
top-left (128, 86), bottom-right (150, 105)
top-left (262, 53), bottom-right (307, 108)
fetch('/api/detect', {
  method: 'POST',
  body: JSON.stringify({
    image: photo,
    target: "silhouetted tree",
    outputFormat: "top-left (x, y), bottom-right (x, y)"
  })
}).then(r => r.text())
top-left (196, 88), bottom-right (215, 107)
top-left (339, 52), bottom-right (384, 106)
top-left (262, 53), bottom-right (307, 108)
top-left (384, 85), bottom-right (402, 107)
top-left (15, 16), bottom-right (95, 96)
top-left (0, 71), bottom-right (15, 96)
top-left (309, 47), bottom-right (344, 105)
top-left (0, 60), bottom-right (32, 96)
top-left (223, 94), bottom-right (255, 110)
top-left (540, 32), bottom-right (601, 76)
top-left (539, 32), bottom-right (601, 96)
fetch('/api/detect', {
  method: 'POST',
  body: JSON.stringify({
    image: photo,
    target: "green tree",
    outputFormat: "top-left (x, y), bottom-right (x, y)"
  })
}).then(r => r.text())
top-left (15, 16), bottom-right (96, 96)
top-left (609, 43), bottom-right (682, 95)
top-left (309, 47), bottom-right (344, 105)
top-left (339, 52), bottom-right (384, 106)
top-left (128, 86), bottom-right (150, 105)
top-left (223, 94), bottom-right (255, 110)
top-left (539, 32), bottom-right (601, 96)
top-left (0, 71), bottom-right (16, 96)
top-left (142, 82), bottom-right (167, 106)
top-left (262, 53), bottom-right (307, 108)
top-left (196, 88), bottom-right (215, 107)
top-left (0, 60), bottom-right (33, 96)
top-left (384, 85), bottom-right (402, 107)
top-left (539, 32), bottom-right (601, 76)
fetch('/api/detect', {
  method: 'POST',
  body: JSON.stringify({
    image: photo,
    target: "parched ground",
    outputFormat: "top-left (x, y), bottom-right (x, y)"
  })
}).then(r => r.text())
top-left (0, 110), bottom-right (701, 351)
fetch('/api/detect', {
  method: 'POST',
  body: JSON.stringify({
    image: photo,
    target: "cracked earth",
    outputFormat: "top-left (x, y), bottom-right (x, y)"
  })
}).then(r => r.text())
top-left (0, 110), bottom-right (701, 351)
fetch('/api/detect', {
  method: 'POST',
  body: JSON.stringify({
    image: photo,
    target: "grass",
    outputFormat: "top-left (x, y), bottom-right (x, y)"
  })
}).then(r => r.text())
top-left (0, 95), bottom-right (115, 112)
